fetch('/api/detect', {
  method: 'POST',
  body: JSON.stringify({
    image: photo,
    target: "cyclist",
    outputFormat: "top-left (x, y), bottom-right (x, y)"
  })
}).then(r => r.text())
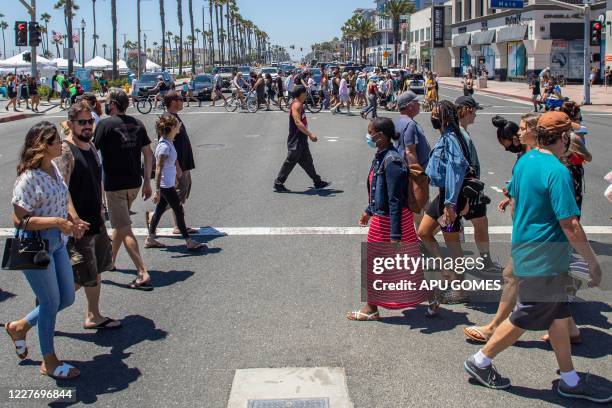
top-left (150, 75), bottom-right (169, 109)
top-left (232, 72), bottom-right (249, 108)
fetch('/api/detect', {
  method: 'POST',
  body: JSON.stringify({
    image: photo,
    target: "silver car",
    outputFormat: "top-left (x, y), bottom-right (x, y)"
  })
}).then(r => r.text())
top-left (408, 74), bottom-right (425, 95)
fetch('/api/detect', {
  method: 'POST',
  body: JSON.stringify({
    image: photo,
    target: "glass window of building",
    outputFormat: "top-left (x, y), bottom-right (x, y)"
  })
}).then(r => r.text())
top-left (426, 27), bottom-right (431, 41)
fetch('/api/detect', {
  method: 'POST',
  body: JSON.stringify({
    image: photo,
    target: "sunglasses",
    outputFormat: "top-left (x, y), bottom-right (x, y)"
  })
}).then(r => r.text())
top-left (72, 118), bottom-right (95, 126)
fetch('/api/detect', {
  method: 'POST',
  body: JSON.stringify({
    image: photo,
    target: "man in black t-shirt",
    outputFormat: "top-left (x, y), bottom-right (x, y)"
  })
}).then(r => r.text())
top-left (94, 88), bottom-right (154, 290)
top-left (55, 101), bottom-right (123, 329)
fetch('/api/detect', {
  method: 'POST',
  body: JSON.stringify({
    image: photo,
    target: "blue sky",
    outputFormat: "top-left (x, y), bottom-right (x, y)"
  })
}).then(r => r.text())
top-left (2, 0), bottom-right (375, 60)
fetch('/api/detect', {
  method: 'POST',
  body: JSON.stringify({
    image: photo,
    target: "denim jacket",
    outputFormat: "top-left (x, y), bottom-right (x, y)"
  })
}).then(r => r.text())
top-left (365, 146), bottom-right (407, 241)
top-left (425, 128), bottom-right (469, 207)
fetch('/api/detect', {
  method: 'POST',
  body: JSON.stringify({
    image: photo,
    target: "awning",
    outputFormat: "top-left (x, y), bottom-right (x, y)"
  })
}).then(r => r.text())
top-left (452, 33), bottom-right (471, 47)
top-left (496, 25), bottom-right (527, 43)
top-left (471, 30), bottom-right (495, 45)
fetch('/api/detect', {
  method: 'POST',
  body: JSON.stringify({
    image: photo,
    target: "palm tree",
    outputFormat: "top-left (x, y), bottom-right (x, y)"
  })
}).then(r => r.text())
top-left (40, 13), bottom-right (52, 55)
top-left (188, 0), bottom-right (196, 73)
top-left (91, 0), bottom-right (98, 57)
top-left (52, 31), bottom-right (63, 58)
top-left (225, 0), bottom-right (232, 64)
top-left (349, 15), bottom-right (376, 64)
top-left (229, 2), bottom-right (239, 64)
top-left (166, 31), bottom-right (173, 67)
top-left (381, 0), bottom-right (415, 66)
top-left (214, 0), bottom-right (223, 63)
top-left (102, 43), bottom-right (107, 59)
top-left (111, 0), bottom-right (118, 79)
top-left (54, 0), bottom-right (80, 74)
top-left (208, 0), bottom-right (215, 65)
top-left (177, 0), bottom-right (183, 75)
top-left (159, 0), bottom-right (166, 70)
top-left (195, 27), bottom-right (201, 64)
top-left (0, 21), bottom-right (7, 60)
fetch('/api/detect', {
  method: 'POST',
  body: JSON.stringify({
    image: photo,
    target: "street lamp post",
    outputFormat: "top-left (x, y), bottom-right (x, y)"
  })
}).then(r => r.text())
top-left (81, 18), bottom-right (86, 68)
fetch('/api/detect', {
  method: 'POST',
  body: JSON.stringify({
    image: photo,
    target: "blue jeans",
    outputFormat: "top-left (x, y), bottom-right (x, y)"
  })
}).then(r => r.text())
top-left (361, 95), bottom-right (377, 118)
top-left (22, 228), bottom-right (75, 356)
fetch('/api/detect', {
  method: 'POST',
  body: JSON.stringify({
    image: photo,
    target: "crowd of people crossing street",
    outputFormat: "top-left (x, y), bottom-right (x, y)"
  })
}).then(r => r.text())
top-left (2, 68), bottom-right (610, 403)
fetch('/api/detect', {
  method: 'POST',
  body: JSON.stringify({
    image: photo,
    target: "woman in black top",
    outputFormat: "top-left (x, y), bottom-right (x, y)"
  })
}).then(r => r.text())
top-left (5, 75), bottom-right (18, 112)
top-left (253, 72), bottom-right (266, 108)
top-left (28, 77), bottom-right (40, 112)
top-left (264, 73), bottom-right (275, 110)
top-left (20, 76), bottom-right (30, 109)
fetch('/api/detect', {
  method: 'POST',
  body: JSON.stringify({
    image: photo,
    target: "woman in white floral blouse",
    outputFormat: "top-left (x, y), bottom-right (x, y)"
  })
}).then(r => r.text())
top-left (5, 121), bottom-right (88, 380)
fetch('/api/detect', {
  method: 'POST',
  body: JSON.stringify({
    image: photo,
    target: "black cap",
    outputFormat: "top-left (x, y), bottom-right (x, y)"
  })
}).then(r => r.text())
top-left (455, 95), bottom-right (483, 110)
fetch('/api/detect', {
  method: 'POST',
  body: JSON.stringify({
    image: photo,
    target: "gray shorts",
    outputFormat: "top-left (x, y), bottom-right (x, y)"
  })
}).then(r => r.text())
top-left (67, 227), bottom-right (113, 287)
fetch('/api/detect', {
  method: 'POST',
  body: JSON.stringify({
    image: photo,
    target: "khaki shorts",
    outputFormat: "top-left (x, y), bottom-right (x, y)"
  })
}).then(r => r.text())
top-left (67, 226), bottom-right (113, 287)
top-left (176, 170), bottom-right (192, 204)
top-left (106, 188), bottom-right (140, 229)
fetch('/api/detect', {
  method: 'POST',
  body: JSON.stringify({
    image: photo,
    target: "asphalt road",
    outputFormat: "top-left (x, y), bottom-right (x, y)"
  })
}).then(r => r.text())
top-left (0, 87), bottom-right (609, 407)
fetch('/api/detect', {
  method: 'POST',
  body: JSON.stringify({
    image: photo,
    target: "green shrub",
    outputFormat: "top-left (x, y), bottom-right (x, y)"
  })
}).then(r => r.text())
top-left (37, 85), bottom-right (51, 98)
top-left (108, 78), bottom-right (128, 88)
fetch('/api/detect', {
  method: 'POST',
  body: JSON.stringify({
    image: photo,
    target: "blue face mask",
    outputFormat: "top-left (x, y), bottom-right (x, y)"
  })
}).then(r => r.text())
top-left (365, 133), bottom-right (377, 148)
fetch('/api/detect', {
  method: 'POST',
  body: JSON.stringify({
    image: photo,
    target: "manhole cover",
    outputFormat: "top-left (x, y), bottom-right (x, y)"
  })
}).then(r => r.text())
top-left (247, 398), bottom-right (329, 408)
top-left (197, 143), bottom-right (226, 149)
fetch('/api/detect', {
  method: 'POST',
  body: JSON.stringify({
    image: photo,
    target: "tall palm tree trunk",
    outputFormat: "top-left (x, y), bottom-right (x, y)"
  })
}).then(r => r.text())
top-left (160, 0), bottom-right (166, 70)
top-left (92, 0), bottom-right (98, 57)
top-left (225, 2), bottom-right (232, 64)
top-left (111, 0), bottom-right (117, 79)
top-left (188, 0), bottom-right (195, 73)
top-left (214, 3), bottom-right (222, 63)
top-left (208, 0), bottom-right (215, 65)
top-left (177, 0), bottom-right (183, 75)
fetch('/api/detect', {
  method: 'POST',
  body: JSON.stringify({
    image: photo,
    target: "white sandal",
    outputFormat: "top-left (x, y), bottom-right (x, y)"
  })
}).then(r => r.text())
top-left (346, 310), bottom-right (380, 321)
top-left (5, 322), bottom-right (27, 360)
top-left (41, 363), bottom-right (80, 380)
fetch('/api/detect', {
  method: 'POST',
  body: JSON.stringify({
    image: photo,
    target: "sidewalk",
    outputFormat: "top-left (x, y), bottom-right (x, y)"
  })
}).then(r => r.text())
top-left (439, 77), bottom-right (612, 113)
top-left (0, 99), bottom-right (75, 124)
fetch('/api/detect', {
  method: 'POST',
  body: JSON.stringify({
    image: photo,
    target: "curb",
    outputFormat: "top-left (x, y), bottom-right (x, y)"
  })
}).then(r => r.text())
top-left (0, 113), bottom-right (38, 124)
top-left (441, 82), bottom-right (533, 102)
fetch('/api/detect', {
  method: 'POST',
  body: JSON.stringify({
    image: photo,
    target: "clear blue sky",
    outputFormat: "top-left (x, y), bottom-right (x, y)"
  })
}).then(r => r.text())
top-left (1, 0), bottom-right (375, 60)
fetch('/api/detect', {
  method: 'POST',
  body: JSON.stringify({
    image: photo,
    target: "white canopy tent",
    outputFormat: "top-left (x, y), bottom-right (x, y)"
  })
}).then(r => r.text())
top-left (145, 60), bottom-right (161, 71)
top-left (51, 57), bottom-right (82, 70)
top-left (0, 51), bottom-right (56, 69)
top-left (116, 59), bottom-right (128, 71)
top-left (85, 56), bottom-right (113, 70)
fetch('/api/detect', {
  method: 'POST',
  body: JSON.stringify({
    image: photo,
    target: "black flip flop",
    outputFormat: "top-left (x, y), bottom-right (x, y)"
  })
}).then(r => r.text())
top-left (83, 318), bottom-right (122, 330)
top-left (127, 279), bottom-right (154, 291)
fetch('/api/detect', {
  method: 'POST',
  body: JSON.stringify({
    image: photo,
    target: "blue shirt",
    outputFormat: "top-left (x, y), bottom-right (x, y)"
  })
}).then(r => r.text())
top-left (509, 149), bottom-right (580, 277)
top-left (425, 128), bottom-right (468, 206)
top-left (394, 115), bottom-right (431, 168)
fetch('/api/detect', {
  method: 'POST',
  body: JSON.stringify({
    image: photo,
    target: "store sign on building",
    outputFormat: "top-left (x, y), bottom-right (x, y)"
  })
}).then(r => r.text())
top-left (505, 14), bottom-right (522, 25)
top-left (433, 6), bottom-right (445, 47)
top-left (490, 0), bottom-right (524, 9)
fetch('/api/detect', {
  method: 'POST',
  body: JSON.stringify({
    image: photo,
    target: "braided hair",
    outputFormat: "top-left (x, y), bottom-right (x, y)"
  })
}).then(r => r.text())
top-left (437, 100), bottom-right (460, 136)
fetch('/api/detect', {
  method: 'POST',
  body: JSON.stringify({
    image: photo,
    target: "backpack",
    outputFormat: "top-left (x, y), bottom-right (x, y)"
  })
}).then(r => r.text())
top-left (382, 148), bottom-right (429, 213)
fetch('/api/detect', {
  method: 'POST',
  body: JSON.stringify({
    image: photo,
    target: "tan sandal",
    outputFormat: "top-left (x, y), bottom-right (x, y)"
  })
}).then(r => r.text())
top-left (464, 326), bottom-right (490, 343)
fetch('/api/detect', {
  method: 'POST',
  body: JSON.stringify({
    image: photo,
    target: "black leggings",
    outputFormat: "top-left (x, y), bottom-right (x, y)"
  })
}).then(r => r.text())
top-left (149, 187), bottom-right (189, 239)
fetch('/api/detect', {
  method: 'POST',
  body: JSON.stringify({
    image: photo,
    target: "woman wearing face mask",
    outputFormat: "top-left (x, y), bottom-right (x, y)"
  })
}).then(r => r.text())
top-left (347, 117), bottom-right (433, 321)
top-left (419, 101), bottom-right (471, 304)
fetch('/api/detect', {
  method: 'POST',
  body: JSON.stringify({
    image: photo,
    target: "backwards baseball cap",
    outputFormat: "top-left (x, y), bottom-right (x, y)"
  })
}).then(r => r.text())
top-left (455, 95), bottom-right (483, 110)
top-left (536, 111), bottom-right (580, 133)
top-left (396, 91), bottom-right (418, 109)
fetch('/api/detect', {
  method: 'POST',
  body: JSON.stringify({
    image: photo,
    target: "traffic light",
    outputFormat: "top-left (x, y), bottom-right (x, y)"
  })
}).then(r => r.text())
top-left (590, 21), bottom-right (602, 46)
top-left (15, 21), bottom-right (28, 47)
top-left (23, 51), bottom-right (31, 62)
top-left (29, 22), bottom-right (42, 47)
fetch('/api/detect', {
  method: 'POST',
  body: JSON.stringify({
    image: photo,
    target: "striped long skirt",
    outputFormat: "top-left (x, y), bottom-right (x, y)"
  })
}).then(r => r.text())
top-left (366, 208), bottom-right (429, 309)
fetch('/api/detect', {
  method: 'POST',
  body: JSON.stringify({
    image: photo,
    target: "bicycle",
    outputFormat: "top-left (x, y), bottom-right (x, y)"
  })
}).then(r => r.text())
top-left (279, 89), bottom-right (323, 113)
top-left (136, 93), bottom-right (166, 114)
top-left (224, 88), bottom-right (259, 113)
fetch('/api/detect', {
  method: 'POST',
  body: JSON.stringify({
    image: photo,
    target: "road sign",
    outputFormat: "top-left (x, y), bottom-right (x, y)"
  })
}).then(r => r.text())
top-left (383, 51), bottom-right (390, 58)
top-left (489, 0), bottom-right (523, 9)
top-left (400, 14), bottom-right (410, 20)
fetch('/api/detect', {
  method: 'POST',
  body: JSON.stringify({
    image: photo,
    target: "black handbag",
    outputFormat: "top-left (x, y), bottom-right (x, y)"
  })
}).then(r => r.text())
top-left (2, 217), bottom-right (50, 270)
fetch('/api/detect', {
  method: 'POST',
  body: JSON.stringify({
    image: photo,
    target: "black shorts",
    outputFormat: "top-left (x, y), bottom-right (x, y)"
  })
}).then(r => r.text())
top-left (509, 275), bottom-right (571, 331)
top-left (464, 202), bottom-right (487, 220)
top-left (425, 189), bottom-right (467, 233)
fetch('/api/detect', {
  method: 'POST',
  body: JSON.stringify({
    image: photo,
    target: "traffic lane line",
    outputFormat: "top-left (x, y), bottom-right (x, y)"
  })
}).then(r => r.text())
top-left (1, 226), bottom-right (609, 237)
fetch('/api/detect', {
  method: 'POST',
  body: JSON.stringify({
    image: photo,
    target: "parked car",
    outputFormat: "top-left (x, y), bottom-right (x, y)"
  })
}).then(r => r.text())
top-left (191, 74), bottom-right (213, 101)
top-left (408, 74), bottom-right (425, 94)
top-left (135, 71), bottom-right (175, 97)
top-left (238, 66), bottom-right (252, 76)
top-left (212, 66), bottom-right (238, 90)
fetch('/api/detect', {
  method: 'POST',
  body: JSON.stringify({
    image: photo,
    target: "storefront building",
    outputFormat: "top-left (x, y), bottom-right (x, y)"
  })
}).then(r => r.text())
top-left (449, 0), bottom-right (607, 82)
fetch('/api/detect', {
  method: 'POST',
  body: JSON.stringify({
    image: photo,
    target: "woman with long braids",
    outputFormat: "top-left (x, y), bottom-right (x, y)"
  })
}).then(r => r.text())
top-left (418, 101), bottom-right (471, 304)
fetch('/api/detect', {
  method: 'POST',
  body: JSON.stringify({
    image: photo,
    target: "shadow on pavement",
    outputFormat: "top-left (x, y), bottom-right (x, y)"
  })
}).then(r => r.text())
top-left (497, 374), bottom-right (612, 408)
top-left (590, 240), bottom-right (612, 257)
top-left (0, 289), bottom-right (16, 303)
top-left (50, 314), bottom-right (167, 407)
top-left (275, 188), bottom-right (344, 197)
top-left (514, 327), bottom-right (612, 359)
top-left (572, 301), bottom-right (612, 331)
top-left (160, 244), bottom-right (223, 259)
top-left (378, 306), bottom-right (471, 334)
top-left (102, 269), bottom-right (195, 289)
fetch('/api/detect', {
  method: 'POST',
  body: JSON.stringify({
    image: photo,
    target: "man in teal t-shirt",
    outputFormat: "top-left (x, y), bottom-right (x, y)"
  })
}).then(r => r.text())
top-left (464, 112), bottom-right (608, 404)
